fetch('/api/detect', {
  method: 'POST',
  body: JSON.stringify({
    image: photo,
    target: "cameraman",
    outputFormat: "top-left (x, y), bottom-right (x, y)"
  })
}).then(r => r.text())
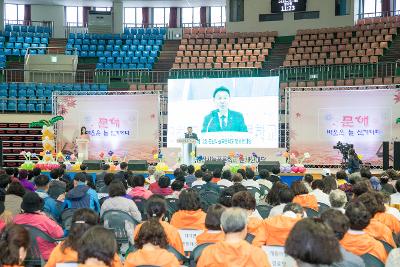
top-left (347, 148), bottom-right (361, 174)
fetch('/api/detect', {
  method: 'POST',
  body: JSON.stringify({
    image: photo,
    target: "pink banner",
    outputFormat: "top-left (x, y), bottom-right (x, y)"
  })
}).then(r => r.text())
top-left (56, 94), bottom-right (159, 161)
top-left (289, 88), bottom-right (400, 165)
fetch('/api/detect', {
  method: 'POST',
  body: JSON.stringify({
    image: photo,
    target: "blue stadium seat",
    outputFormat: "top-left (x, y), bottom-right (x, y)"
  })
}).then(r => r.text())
top-left (18, 90), bottom-right (27, 97)
top-left (73, 84), bottom-right (81, 91)
top-left (96, 51), bottom-right (104, 57)
top-left (38, 49), bottom-right (45, 55)
top-left (83, 39), bottom-right (90, 45)
top-left (122, 45), bottom-right (128, 51)
top-left (65, 50), bottom-right (72, 55)
top-left (120, 51), bottom-right (126, 57)
top-left (69, 33), bottom-right (76, 39)
top-left (25, 37), bottom-right (32, 43)
top-left (41, 38), bottom-right (48, 44)
top-left (106, 45), bottom-right (113, 51)
top-left (139, 57), bottom-right (147, 63)
top-left (7, 102), bottom-right (17, 111)
top-left (90, 39), bottom-right (97, 45)
top-left (0, 89), bottom-right (7, 97)
top-left (131, 57), bottom-right (139, 63)
top-left (17, 36), bottom-right (24, 43)
top-left (124, 57), bottom-right (131, 64)
top-left (128, 63), bottom-right (137, 69)
top-left (142, 51), bottom-right (149, 57)
top-left (137, 45), bottom-right (144, 51)
top-left (121, 63), bottom-right (128, 69)
top-left (140, 39), bottom-right (147, 45)
top-left (126, 40), bottom-right (132, 45)
top-left (134, 51), bottom-right (142, 57)
top-left (97, 45), bottom-right (105, 51)
top-left (23, 43), bottom-right (31, 49)
top-left (130, 45), bottom-right (137, 51)
top-left (115, 39), bottom-right (122, 45)
top-left (116, 57), bottom-right (123, 64)
top-left (104, 51), bottom-right (111, 57)
top-left (112, 51), bottom-right (119, 57)
top-left (91, 84), bottom-right (99, 91)
top-left (113, 63), bottom-right (121, 69)
top-left (17, 103), bottom-right (27, 111)
top-left (99, 84), bottom-right (108, 91)
top-left (98, 39), bottom-right (105, 45)
top-left (27, 103), bottom-right (35, 112)
top-left (36, 90), bottom-right (44, 98)
top-left (148, 39), bottom-right (155, 46)
top-left (104, 63), bottom-right (112, 69)
top-left (33, 37), bottom-right (41, 44)
top-left (148, 57), bottom-right (155, 64)
top-left (99, 57), bottom-right (106, 63)
top-left (12, 49), bottom-right (20, 56)
top-left (108, 40), bottom-right (115, 45)
top-left (0, 101), bottom-right (6, 111)
top-left (6, 43), bottom-right (14, 49)
top-left (45, 104), bottom-right (52, 112)
top-left (137, 63), bottom-right (145, 69)
top-left (28, 26), bottom-right (35, 33)
top-left (88, 51), bottom-right (96, 57)
top-left (82, 84), bottom-right (91, 91)
top-left (81, 45), bottom-right (89, 51)
top-left (127, 51), bottom-right (135, 57)
top-left (32, 43), bottom-right (39, 48)
top-left (113, 45), bottom-right (120, 51)
top-left (106, 57), bottom-right (114, 63)
top-left (150, 51), bottom-right (158, 57)
top-left (80, 51), bottom-right (88, 57)
top-left (89, 45), bottom-right (96, 51)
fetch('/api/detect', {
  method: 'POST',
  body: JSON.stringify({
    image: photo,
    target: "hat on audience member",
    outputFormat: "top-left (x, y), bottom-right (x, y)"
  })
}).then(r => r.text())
top-left (322, 169), bottom-right (331, 177)
top-left (21, 192), bottom-right (44, 213)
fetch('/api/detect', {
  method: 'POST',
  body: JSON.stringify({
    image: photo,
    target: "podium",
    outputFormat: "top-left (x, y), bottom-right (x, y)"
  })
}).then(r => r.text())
top-left (76, 138), bottom-right (89, 161)
top-left (177, 138), bottom-right (198, 165)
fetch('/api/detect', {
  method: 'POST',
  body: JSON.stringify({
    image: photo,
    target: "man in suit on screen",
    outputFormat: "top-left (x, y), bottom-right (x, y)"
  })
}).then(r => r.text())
top-left (201, 86), bottom-right (248, 133)
top-left (184, 126), bottom-right (199, 140)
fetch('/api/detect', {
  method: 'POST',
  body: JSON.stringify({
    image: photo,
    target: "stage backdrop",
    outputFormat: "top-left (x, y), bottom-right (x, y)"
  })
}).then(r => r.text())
top-left (56, 94), bottom-right (159, 161)
top-left (289, 88), bottom-right (400, 166)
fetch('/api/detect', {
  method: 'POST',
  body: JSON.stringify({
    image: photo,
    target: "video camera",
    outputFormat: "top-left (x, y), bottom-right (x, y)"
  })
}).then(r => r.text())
top-left (333, 141), bottom-right (354, 162)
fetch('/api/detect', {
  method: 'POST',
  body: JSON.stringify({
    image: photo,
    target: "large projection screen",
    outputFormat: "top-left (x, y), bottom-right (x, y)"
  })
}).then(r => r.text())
top-left (167, 77), bottom-right (280, 148)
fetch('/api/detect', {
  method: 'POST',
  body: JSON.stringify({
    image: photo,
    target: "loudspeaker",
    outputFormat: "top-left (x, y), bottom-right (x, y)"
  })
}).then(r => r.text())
top-left (258, 161), bottom-right (280, 172)
top-left (383, 141), bottom-right (390, 170)
top-left (128, 160), bottom-right (148, 171)
top-left (204, 160), bottom-right (225, 172)
top-left (394, 142), bottom-right (400, 171)
top-left (82, 160), bottom-right (102, 170)
top-left (0, 141), bottom-right (2, 168)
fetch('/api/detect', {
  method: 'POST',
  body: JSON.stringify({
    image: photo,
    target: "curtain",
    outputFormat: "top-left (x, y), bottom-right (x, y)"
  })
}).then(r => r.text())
top-left (200, 6), bottom-right (207, 27)
top-left (24, 5), bottom-right (31, 25)
top-left (169, 7), bottom-right (178, 28)
top-left (142, 7), bottom-right (149, 27)
top-left (83, 7), bottom-right (90, 26)
top-left (382, 0), bottom-right (391, 16)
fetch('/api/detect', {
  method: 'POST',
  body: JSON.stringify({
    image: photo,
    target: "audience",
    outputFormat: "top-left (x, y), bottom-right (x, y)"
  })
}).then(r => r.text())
top-left (197, 207), bottom-right (270, 267)
top-left (241, 168), bottom-right (260, 189)
top-left (99, 173), bottom-right (114, 194)
top-left (185, 165), bottom-right (196, 187)
top-left (18, 169), bottom-right (35, 192)
top-left (231, 173), bottom-right (244, 184)
top-left (77, 226), bottom-right (117, 267)
top-left (95, 164), bottom-right (110, 191)
top-left (148, 170), bottom-right (165, 192)
top-left (167, 180), bottom-right (185, 199)
top-left (34, 174), bottom-right (60, 221)
top-left (200, 172), bottom-right (220, 194)
top-left (231, 191), bottom-right (262, 235)
top-left (340, 201), bottom-right (387, 263)
top-left (13, 191), bottom-right (64, 260)
top-left (0, 173), bottom-right (10, 201)
top-left (257, 169), bottom-right (272, 190)
top-left (253, 203), bottom-right (303, 247)
top-left (268, 166), bottom-right (281, 183)
top-left (63, 173), bottom-right (100, 212)
top-left (302, 173), bottom-right (313, 192)
top-left (0, 224), bottom-right (30, 267)
top-left (191, 170), bottom-right (206, 187)
top-left (322, 175), bottom-right (338, 195)
top-left (217, 169), bottom-right (233, 187)
top-left (196, 204), bottom-right (226, 245)
top-left (48, 168), bottom-right (68, 199)
top-left (127, 174), bottom-right (153, 199)
top-left (265, 181), bottom-right (289, 206)
top-left (151, 175), bottom-right (173, 196)
top-left (285, 218), bottom-right (342, 267)
top-left (211, 168), bottom-right (222, 183)
top-left (291, 181), bottom-right (319, 211)
top-left (372, 191), bottom-right (400, 234)
top-left (329, 189), bottom-right (348, 213)
top-left (126, 220), bottom-right (180, 267)
top-left (268, 188), bottom-right (294, 217)
top-left (390, 180), bottom-right (400, 205)
top-left (114, 162), bottom-right (128, 181)
top-left (4, 181), bottom-right (25, 216)
top-left (335, 170), bottom-right (348, 186)
top-left (380, 173), bottom-right (396, 194)
top-left (146, 165), bottom-right (157, 184)
top-left (310, 179), bottom-right (330, 206)
top-left (218, 183), bottom-right (247, 207)
top-left (170, 188), bottom-right (206, 230)
top-left (0, 201), bottom-right (6, 231)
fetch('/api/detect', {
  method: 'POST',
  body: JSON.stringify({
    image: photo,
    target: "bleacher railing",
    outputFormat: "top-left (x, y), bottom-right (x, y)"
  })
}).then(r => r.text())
top-left (181, 22), bottom-right (226, 28)
top-left (358, 10), bottom-right (400, 20)
top-left (64, 22), bottom-right (89, 39)
top-left (4, 20), bottom-right (54, 37)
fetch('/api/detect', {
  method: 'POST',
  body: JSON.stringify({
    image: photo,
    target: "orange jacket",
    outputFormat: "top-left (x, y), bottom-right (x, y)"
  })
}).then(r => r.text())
top-left (124, 247), bottom-right (180, 267)
top-left (196, 230), bottom-right (225, 245)
top-left (45, 242), bottom-right (122, 267)
top-left (133, 220), bottom-right (184, 255)
top-left (197, 240), bottom-right (271, 267)
top-left (365, 219), bottom-right (397, 248)
top-left (292, 194), bottom-right (319, 211)
top-left (170, 209), bottom-right (206, 230)
top-left (252, 215), bottom-right (301, 247)
top-left (340, 232), bottom-right (387, 263)
top-left (374, 212), bottom-right (400, 234)
top-left (247, 217), bottom-right (263, 235)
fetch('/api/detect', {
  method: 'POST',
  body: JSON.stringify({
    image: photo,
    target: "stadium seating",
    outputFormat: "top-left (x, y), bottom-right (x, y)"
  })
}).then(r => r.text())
top-left (172, 28), bottom-right (277, 69)
top-left (129, 84), bottom-right (167, 91)
top-left (0, 82), bottom-right (108, 112)
top-left (0, 32), bottom-right (5, 69)
top-left (284, 21), bottom-right (398, 67)
top-left (66, 28), bottom-right (166, 70)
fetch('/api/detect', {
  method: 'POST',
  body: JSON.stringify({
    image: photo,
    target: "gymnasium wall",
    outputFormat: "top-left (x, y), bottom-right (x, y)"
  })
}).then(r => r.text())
top-left (226, 0), bottom-right (356, 36)
top-left (31, 4), bottom-right (65, 38)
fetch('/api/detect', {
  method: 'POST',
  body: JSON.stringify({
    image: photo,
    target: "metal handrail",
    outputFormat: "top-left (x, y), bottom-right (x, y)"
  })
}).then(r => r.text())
top-left (4, 20), bottom-right (54, 37)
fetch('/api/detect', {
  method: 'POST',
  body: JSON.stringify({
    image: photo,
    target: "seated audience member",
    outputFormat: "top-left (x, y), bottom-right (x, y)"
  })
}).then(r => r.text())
top-left (217, 169), bottom-right (233, 187)
top-left (349, 173), bottom-right (363, 185)
top-left (231, 191), bottom-right (262, 235)
top-left (360, 167), bottom-right (372, 180)
top-left (0, 201), bottom-right (6, 231)
top-left (320, 209), bottom-right (365, 267)
top-left (291, 181), bottom-right (319, 211)
top-left (58, 164), bottom-right (72, 182)
top-left (241, 168), bottom-right (260, 189)
top-left (218, 184), bottom-right (247, 207)
top-left (14, 192), bottom-right (64, 260)
top-left (4, 181), bottom-right (25, 216)
top-left (5, 167), bottom-right (17, 181)
top-left (352, 180), bottom-right (372, 199)
top-left (170, 189), bottom-right (206, 230)
top-left (149, 170), bottom-right (165, 192)
top-left (380, 173), bottom-right (396, 195)
top-left (371, 191), bottom-right (400, 234)
top-left (336, 170), bottom-right (349, 186)
top-left (0, 224), bottom-right (30, 267)
top-left (114, 162), bottom-right (128, 182)
top-left (48, 168), bottom-right (68, 200)
top-left (127, 174), bottom-right (152, 199)
top-left (185, 165), bottom-right (196, 187)
top-left (46, 208), bottom-right (122, 267)
top-left (196, 204), bottom-right (226, 245)
top-left (357, 192), bottom-right (397, 248)
top-left (99, 173), bottom-right (114, 194)
top-left (77, 226), bottom-right (117, 267)
top-left (133, 195), bottom-right (184, 254)
top-left (63, 173), bottom-right (100, 212)
top-left (173, 168), bottom-right (185, 182)
top-left (31, 167), bottom-right (42, 181)
top-left (268, 166), bottom-right (281, 183)
top-left (146, 166), bottom-right (156, 185)
top-left (95, 164), bottom-right (110, 191)
top-left (390, 180), bottom-right (400, 205)
top-left (302, 173), bottom-right (313, 192)
top-left (253, 203), bottom-right (303, 247)
top-left (18, 169), bottom-right (35, 192)
top-left (329, 189), bottom-right (348, 213)
top-left (382, 193), bottom-right (400, 221)
top-left (323, 175), bottom-right (338, 194)
top-left (34, 174), bottom-right (61, 221)
top-left (0, 173), bottom-right (11, 201)
top-left (265, 181), bottom-right (289, 206)
top-left (211, 169), bottom-right (222, 183)
top-left (257, 169), bottom-right (272, 190)
top-left (167, 180), bottom-right (185, 199)
top-left (232, 173), bottom-right (244, 184)
top-left (200, 172), bottom-right (221, 194)
top-left (285, 218), bottom-right (342, 267)
top-left (370, 176), bottom-right (382, 191)
top-left (151, 175), bottom-right (173, 196)
top-left (268, 188), bottom-right (294, 217)
top-left (100, 181), bottom-right (141, 222)
top-left (191, 170), bottom-right (206, 187)
top-left (126, 220), bottom-right (180, 267)
top-left (180, 164), bottom-right (188, 176)
top-left (340, 201), bottom-right (387, 263)
top-left (310, 180), bottom-right (330, 206)
top-left (197, 208), bottom-right (270, 267)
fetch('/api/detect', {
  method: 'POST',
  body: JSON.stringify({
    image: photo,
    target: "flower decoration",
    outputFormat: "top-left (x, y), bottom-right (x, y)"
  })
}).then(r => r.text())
top-left (99, 151), bottom-right (105, 159)
top-left (65, 154), bottom-right (71, 161)
top-left (20, 151), bottom-right (26, 156)
top-left (108, 150), bottom-right (114, 156)
top-left (190, 151), bottom-right (196, 158)
top-left (303, 152), bottom-right (311, 159)
top-left (153, 154), bottom-right (159, 160)
top-left (357, 154), bottom-right (363, 160)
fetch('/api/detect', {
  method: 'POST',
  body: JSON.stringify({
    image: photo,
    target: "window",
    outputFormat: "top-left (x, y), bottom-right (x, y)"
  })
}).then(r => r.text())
top-left (94, 7), bottom-right (111, 12)
top-left (5, 4), bottom-right (25, 24)
top-left (124, 7), bottom-right (143, 26)
top-left (66, 6), bottom-right (83, 26)
top-left (211, 6), bottom-right (226, 26)
top-left (153, 8), bottom-right (170, 26)
top-left (361, 0), bottom-right (382, 17)
top-left (181, 7), bottom-right (201, 26)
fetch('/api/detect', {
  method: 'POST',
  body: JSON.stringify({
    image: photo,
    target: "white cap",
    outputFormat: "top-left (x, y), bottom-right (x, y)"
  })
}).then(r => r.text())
top-left (322, 168), bottom-right (331, 176)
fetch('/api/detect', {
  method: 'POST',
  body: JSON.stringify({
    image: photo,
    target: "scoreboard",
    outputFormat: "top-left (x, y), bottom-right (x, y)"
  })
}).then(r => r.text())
top-left (271, 0), bottom-right (307, 13)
